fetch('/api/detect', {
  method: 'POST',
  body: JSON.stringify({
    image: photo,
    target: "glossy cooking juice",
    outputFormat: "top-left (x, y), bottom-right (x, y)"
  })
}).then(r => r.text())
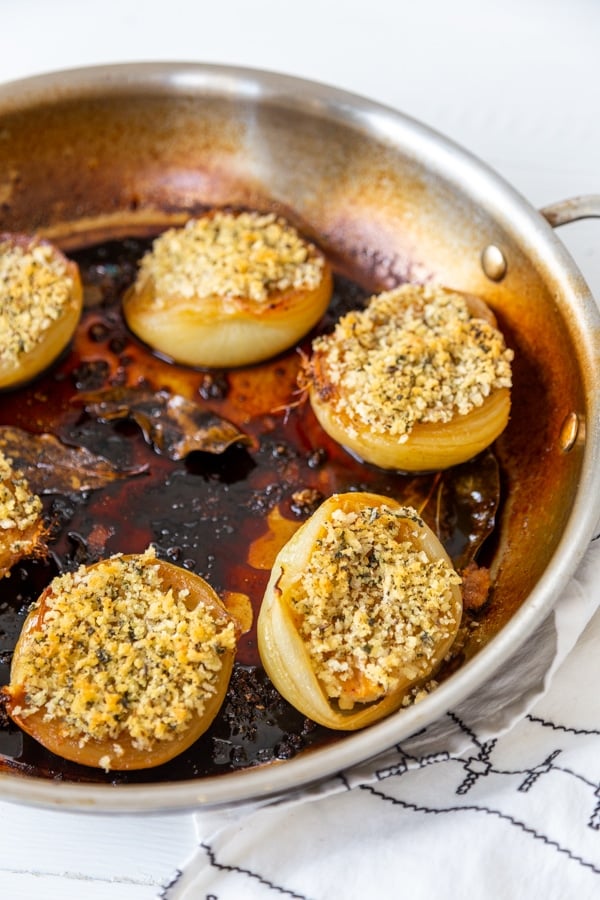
top-left (0, 237), bottom-right (501, 783)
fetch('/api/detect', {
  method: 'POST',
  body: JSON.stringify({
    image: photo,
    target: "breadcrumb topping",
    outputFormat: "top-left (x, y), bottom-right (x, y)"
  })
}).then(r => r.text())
top-left (12, 548), bottom-right (236, 754)
top-left (0, 449), bottom-right (42, 549)
top-left (0, 239), bottom-right (75, 368)
top-left (134, 211), bottom-right (326, 305)
top-left (310, 284), bottom-right (513, 441)
top-left (287, 504), bottom-right (461, 707)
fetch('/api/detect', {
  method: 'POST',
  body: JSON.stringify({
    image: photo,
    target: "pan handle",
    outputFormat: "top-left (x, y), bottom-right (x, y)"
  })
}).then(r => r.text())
top-left (540, 195), bottom-right (600, 227)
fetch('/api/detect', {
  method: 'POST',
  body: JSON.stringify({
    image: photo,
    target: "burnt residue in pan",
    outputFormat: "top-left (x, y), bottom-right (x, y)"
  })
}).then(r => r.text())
top-left (0, 237), bottom-right (503, 784)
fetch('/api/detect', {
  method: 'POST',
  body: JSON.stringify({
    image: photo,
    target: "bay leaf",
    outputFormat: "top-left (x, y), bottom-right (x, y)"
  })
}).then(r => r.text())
top-left (80, 387), bottom-right (251, 461)
top-left (434, 449), bottom-right (501, 569)
top-left (0, 427), bottom-right (147, 495)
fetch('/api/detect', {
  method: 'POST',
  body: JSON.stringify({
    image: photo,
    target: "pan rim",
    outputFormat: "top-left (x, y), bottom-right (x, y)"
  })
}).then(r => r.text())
top-left (0, 61), bottom-right (599, 814)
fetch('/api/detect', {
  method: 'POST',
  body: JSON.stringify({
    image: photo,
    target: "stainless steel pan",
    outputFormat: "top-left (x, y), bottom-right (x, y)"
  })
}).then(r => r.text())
top-left (0, 63), bottom-right (599, 813)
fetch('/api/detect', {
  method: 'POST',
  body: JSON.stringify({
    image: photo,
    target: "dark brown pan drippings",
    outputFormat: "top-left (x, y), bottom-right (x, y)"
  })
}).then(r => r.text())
top-left (0, 237), bottom-right (502, 784)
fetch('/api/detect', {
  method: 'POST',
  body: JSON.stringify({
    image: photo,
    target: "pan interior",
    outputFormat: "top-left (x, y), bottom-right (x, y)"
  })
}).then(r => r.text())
top-left (0, 64), bottom-right (598, 812)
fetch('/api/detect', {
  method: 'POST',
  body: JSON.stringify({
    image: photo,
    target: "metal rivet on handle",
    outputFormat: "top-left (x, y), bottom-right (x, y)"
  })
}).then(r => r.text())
top-left (559, 411), bottom-right (580, 452)
top-left (481, 245), bottom-right (507, 281)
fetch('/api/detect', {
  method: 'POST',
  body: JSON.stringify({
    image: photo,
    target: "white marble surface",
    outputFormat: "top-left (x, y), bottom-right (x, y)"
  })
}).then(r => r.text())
top-left (0, 0), bottom-right (599, 896)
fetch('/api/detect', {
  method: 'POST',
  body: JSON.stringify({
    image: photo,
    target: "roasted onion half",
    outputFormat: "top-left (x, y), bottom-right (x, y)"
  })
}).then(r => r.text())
top-left (0, 233), bottom-right (83, 390)
top-left (3, 549), bottom-right (239, 770)
top-left (257, 492), bottom-right (463, 730)
top-left (123, 211), bottom-right (333, 368)
top-left (307, 284), bottom-right (513, 472)
top-left (0, 449), bottom-right (46, 579)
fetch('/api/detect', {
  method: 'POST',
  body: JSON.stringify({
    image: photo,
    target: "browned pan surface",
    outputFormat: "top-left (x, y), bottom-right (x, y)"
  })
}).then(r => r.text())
top-left (0, 63), bottom-right (598, 812)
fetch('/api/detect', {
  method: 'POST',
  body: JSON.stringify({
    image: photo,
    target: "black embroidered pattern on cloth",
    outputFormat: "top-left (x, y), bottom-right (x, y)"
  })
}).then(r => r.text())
top-left (161, 702), bottom-right (600, 898)
top-left (199, 843), bottom-right (309, 899)
top-left (161, 543), bottom-right (600, 899)
top-left (158, 869), bottom-right (183, 899)
top-left (357, 711), bottom-right (600, 876)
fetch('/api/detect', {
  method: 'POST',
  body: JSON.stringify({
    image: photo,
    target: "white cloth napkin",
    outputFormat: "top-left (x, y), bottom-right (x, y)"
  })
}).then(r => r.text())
top-left (162, 537), bottom-right (600, 899)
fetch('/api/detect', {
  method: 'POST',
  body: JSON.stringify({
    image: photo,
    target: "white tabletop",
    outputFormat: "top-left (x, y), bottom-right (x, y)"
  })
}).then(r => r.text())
top-left (1, 1), bottom-right (599, 896)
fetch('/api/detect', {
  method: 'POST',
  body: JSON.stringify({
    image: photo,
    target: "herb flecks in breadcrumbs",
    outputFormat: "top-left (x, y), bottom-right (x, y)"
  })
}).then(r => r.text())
top-left (0, 240), bottom-right (75, 368)
top-left (0, 450), bottom-right (42, 537)
top-left (288, 504), bottom-right (461, 705)
top-left (310, 284), bottom-right (513, 441)
top-left (11, 548), bottom-right (236, 750)
top-left (135, 211), bottom-right (325, 304)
